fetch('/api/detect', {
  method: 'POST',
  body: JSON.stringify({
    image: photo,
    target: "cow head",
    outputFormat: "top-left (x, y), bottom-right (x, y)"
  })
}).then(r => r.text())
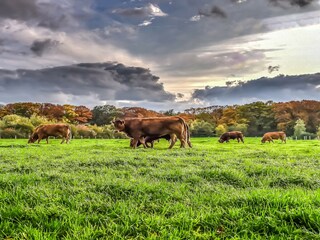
top-left (28, 133), bottom-right (38, 143)
top-left (261, 138), bottom-right (266, 143)
top-left (218, 138), bottom-right (224, 143)
top-left (112, 119), bottom-right (125, 132)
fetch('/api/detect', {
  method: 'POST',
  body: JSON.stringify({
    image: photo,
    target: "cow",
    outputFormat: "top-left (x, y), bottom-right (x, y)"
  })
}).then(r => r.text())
top-left (219, 131), bottom-right (244, 143)
top-left (113, 116), bottom-right (191, 149)
top-left (261, 131), bottom-right (286, 143)
top-left (28, 124), bottom-right (72, 144)
top-left (130, 134), bottom-right (174, 148)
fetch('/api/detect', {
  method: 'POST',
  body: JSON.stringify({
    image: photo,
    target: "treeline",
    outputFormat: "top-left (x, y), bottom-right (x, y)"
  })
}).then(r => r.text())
top-left (0, 100), bottom-right (320, 138)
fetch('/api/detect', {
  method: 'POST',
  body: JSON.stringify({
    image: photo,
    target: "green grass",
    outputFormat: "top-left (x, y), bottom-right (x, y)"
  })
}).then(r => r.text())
top-left (0, 137), bottom-right (320, 239)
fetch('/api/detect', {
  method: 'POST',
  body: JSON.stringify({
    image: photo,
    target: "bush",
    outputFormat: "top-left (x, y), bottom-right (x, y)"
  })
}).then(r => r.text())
top-left (215, 124), bottom-right (227, 136)
top-left (75, 125), bottom-right (96, 138)
top-left (0, 114), bottom-right (34, 137)
top-left (300, 132), bottom-right (317, 140)
top-left (190, 120), bottom-right (215, 137)
top-left (0, 128), bottom-right (24, 138)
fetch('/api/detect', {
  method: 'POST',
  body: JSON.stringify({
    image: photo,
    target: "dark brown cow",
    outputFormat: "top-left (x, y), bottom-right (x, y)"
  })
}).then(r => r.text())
top-left (130, 134), bottom-right (175, 148)
top-left (219, 131), bottom-right (244, 143)
top-left (261, 131), bottom-right (286, 143)
top-left (113, 116), bottom-right (191, 149)
top-left (28, 124), bottom-right (71, 144)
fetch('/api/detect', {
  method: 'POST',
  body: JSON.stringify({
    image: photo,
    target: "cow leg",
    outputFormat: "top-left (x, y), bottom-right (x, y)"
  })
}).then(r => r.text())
top-left (177, 133), bottom-right (186, 148)
top-left (37, 134), bottom-right (43, 144)
top-left (131, 138), bottom-right (138, 149)
top-left (237, 138), bottom-right (240, 143)
top-left (139, 137), bottom-right (147, 148)
top-left (61, 138), bottom-right (65, 144)
top-left (46, 137), bottom-right (49, 144)
top-left (240, 137), bottom-right (244, 143)
top-left (168, 134), bottom-right (178, 149)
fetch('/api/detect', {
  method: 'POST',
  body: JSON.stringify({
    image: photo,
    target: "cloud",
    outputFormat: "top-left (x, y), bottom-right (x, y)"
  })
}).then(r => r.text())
top-left (112, 3), bottom-right (167, 18)
top-left (268, 65), bottom-right (280, 73)
top-left (30, 39), bottom-right (60, 56)
top-left (269, 0), bottom-right (316, 8)
top-left (192, 73), bottom-right (320, 105)
top-left (199, 5), bottom-right (227, 19)
top-left (0, 0), bottom-right (40, 21)
top-left (0, 62), bottom-right (175, 106)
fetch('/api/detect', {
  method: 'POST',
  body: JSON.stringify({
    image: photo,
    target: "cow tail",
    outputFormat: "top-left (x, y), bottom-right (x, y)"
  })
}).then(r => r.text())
top-left (183, 121), bottom-right (192, 148)
top-left (68, 125), bottom-right (72, 142)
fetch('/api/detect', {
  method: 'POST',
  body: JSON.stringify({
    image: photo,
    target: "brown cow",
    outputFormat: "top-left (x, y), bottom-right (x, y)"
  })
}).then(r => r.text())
top-left (28, 124), bottom-right (71, 144)
top-left (113, 116), bottom-right (191, 149)
top-left (219, 131), bottom-right (244, 143)
top-left (261, 131), bottom-right (286, 143)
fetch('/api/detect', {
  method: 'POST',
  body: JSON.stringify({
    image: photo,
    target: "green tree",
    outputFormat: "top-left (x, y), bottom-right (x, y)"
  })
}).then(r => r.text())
top-left (91, 105), bottom-right (122, 126)
top-left (190, 120), bottom-right (215, 137)
top-left (228, 123), bottom-right (248, 135)
top-left (294, 118), bottom-right (306, 139)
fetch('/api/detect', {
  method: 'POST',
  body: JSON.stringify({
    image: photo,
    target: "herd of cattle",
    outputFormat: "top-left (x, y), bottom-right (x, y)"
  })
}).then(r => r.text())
top-left (27, 116), bottom-right (287, 147)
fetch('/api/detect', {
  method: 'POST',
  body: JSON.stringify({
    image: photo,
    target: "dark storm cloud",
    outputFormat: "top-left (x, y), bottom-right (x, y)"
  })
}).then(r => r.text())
top-left (269, 0), bottom-right (315, 8)
top-left (192, 73), bottom-right (320, 104)
top-left (0, 0), bottom-right (40, 21)
top-left (199, 6), bottom-right (227, 19)
top-left (30, 39), bottom-right (60, 56)
top-left (0, 62), bottom-right (175, 103)
top-left (0, 0), bottom-right (77, 30)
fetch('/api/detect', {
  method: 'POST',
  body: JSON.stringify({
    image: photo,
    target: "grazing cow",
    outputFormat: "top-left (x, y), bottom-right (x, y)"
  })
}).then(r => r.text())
top-left (28, 124), bottom-right (71, 144)
top-left (219, 131), bottom-right (244, 143)
top-left (113, 117), bottom-right (191, 149)
top-left (261, 131), bottom-right (286, 143)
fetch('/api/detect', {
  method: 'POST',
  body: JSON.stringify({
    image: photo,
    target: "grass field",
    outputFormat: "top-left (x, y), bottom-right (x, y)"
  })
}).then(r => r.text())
top-left (0, 137), bottom-right (320, 239)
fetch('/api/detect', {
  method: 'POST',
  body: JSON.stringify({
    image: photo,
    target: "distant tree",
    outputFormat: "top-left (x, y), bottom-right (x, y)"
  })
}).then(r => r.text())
top-left (228, 123), bottom-right (248, 135)
top-left (29, 114), bottom-right (51, 127)
top-left (190, 120), bottom-right (215, 137)
top-left (63, 104), bottom-right (78, 123)
top-left (294, 119), bottom-right (306, 139)
top-left (91, 105), bottom-right (122, 126)
top-left (74, 106), bottom-right (92, 124)
top-left (238, 101), bottom-right (275, 136)
top-left (215, 124), bottom-right (227, 136)
top-left (162, 109), bottom-right (176, 116)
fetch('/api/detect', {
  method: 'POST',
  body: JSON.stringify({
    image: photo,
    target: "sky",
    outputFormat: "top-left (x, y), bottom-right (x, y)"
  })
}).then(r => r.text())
top-left (0, 0), bottom-right (320, 111)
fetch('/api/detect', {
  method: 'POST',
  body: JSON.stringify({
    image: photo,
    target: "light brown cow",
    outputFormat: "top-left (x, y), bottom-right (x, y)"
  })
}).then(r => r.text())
top-left (28, 124), bottom-right (71, 144)
top-left (261, 131), bottom-right (286, 143)
top-left (113, 116), bottom-right (191, 149)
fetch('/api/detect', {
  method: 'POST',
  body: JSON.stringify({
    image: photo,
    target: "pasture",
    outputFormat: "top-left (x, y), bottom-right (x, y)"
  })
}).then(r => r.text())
top-left (0, 138), bottom-right (320, 239)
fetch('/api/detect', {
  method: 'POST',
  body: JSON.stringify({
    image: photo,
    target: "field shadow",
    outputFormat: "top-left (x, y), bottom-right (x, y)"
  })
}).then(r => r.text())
top-left (0, 144), bottom-right (40, 148)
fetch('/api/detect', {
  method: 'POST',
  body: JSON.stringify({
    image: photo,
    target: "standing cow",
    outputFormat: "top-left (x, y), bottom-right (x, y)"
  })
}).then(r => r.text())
top-left (28, 124), bottom-right (71, 144)
top-left (113, 117), bottom-right (191, 149)
top-left (261, 131), bottom-right (286, 143)
top-left (219, 131), bottom-right (244, 143)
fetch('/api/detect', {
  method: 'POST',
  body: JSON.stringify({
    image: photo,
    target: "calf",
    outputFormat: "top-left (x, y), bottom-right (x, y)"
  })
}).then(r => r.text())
top-left (113, 116), bottom-right (191, 149)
